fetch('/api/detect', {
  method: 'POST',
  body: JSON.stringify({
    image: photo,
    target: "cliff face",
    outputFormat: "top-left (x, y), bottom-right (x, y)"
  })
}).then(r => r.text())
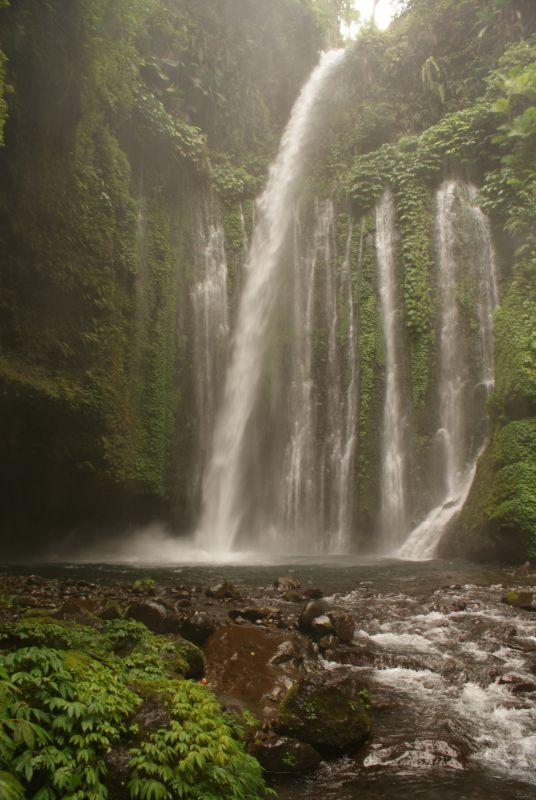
top-left (0, 0), bottom-right (323, 554)
top-left (0, 0), bottom-right (534, 561)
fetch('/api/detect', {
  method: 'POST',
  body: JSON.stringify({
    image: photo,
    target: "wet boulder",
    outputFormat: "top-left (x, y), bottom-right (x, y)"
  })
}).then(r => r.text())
top-left (205, 581), bottom-right (240, 600)
top-left (276, 667), bottom-right (372, 754)
top-left (98, 600), bottom-right (125, 621)
top-left (498, 673), bottom-right (536, 693)
top-left (203, 624), bottom-right (310, 722)
top-left (282, 591), bottom-right (305, 603)
top-left (364, 738), bottom-right (467, 771)
top-left (164, 636), bottom-right (206, 679)
top-left (177, 610), bottom-right (218, 645)
top-left (54, 598), bottom-right (102, 627)
top-left (275, 576), bottom-right (301, 591)
top-left (330, 611), bottom-right (355, 644)
top-left (303, 587), bottom-right (324, 600)
top-left (298, 600), bottom-right (327, 636)
top-left (250, 733), bottom-right (321, 774)
top-left (502, 590), bottom-right (536, 611)
top-left (126, 600), bottom-right (182, 634)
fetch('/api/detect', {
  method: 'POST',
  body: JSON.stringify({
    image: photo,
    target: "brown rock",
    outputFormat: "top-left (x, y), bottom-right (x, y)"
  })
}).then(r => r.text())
top-left (126, 601), bottom-right (181, 634)
top-left (276, 666), bottom-right (372, 754)
top-left (203, 624), bottom-right (310, 722)
top-left (250, 733), bottom-right (321, 774)
top-left (205, 581), bottom-right (240, 600)
top-left (275, 576), bottom-right (301, 591)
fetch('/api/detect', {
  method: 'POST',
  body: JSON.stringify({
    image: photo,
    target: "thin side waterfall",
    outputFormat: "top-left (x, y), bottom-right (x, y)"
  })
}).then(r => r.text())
top-left (376, 191), bottom-right (408, 551)
top-left (192, 212), bottom-right (230, 483)
top-left (197, 50), bottom-right (345, 555)
top-left (399, 179), bottom-right (499, 559)
top-left (320, 211), bottom-right (360, 553)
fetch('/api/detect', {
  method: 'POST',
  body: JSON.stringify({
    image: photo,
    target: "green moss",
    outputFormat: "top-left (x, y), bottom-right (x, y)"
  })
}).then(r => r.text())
top-left (354, 213), bottom-right (383, 531)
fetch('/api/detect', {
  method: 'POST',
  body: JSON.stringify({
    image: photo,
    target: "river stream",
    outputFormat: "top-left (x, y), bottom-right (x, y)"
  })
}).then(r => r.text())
top-left (3, 558), bottom-right (535, 799)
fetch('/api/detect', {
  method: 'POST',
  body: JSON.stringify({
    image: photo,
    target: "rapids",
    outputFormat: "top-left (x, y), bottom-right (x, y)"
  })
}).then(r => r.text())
top-left (6, 559), bottom-right (535, 799)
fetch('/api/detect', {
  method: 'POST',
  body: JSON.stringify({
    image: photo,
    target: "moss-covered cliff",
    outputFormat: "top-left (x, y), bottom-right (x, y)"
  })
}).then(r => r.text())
top-left (0, 0), bottom-right (324, 554)
top-left (0, 0), bottom-right (534, 561)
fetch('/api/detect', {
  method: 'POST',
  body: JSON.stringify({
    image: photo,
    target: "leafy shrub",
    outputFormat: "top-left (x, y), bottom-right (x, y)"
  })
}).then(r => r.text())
top-left (0, 620), bottom-right (271, 800)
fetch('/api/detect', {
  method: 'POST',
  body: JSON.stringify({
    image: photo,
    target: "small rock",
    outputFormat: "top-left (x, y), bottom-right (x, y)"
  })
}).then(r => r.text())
top-left (250, 733), bottom-right (321, 774)
top-left (298, 601), bottom-right (327, 636)
top-left (177, 611), bottom-right (218, 645)
top-left (283, 591), bottom-right (304, 603)
top-left (303, 588), bottom-right (324, 600)
top-left (275, 576), bottom-right (301, 591)
top-left (329, 611), bottom-right (355, 644)
top-left (498, 673), bottom-right (536, 693)
top-left (269, 641), bottom-right (298, 665)
top-left (126, 601), bottom-right (181, 634)
top-left (229, 607), bottom-right (258, 622)
top-left (205, 581), bottom-right (240, 600)
top-left (310, 614), bottom-right (334, 639)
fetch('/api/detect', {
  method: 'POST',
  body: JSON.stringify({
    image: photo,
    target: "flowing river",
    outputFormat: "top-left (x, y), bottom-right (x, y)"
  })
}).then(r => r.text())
top-left (4, 558), bottom-right (535, 800)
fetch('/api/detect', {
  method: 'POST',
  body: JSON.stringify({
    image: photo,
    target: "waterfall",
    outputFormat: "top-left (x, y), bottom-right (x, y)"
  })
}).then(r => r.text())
top-left (399, 180), bottom-right (498, 559)
top-left (192, 212), bottom-right (230, 485)
top-left (197, 50), bottom-right (345, 555)
top-left (376, 191), bottom-right (408, 551)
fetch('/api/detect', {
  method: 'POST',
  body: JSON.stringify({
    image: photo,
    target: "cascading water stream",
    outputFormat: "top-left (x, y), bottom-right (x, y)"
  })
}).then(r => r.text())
top-left (192, 213), bottom-right (230, 482)
top-left (399, 180), bottom-right (499, 559)
top-left (376, 191), bottom-right (408, 551)
top-left (197, 50), bottom-right (345, 555)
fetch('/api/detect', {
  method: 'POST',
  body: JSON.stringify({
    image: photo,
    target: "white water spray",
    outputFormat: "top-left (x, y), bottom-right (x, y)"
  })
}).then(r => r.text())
top-left (197, 50), bottom-right (345, 555)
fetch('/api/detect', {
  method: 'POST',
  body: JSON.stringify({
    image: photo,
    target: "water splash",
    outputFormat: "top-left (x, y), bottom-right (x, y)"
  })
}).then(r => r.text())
top-left (197, 50), bottom-right (346, 555)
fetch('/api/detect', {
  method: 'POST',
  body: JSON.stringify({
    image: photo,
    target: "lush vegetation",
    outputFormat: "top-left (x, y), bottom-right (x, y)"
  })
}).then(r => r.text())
top-left (0, 0), bottom-right (324, 553)
top-left (0, 0), bottom-right (534, 558)
top-left (0, 617), bottom-right (270, 800)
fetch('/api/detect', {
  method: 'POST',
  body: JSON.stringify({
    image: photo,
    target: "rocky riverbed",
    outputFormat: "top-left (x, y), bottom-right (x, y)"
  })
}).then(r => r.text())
top-left (1, 559), bottom-right (535, 799)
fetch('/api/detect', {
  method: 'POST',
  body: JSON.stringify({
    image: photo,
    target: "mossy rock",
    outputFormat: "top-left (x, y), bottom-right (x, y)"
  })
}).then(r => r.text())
top-left (250, 733), bottom-right (321, 774)
top-left (502, 590), bottom-right (536, 611)
top-left (276, 667), bottom-right (372, 754)
top-left (168, 636), bottom-right (206, 679)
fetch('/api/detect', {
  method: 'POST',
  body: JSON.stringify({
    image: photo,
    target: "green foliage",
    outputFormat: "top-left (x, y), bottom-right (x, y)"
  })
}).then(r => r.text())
top-left (129, 682), bottom-right (272, 800)
top-left (354, 214), bottom-right (383, 527)
top-left (132, 579), bottom-right (156, 596)
top-left (0, 619), bottom-right (270, 800)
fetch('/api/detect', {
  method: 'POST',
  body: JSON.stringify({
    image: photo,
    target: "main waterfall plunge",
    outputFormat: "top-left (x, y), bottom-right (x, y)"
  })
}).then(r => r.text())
top-left (191, 53), bottom-right (499, 561)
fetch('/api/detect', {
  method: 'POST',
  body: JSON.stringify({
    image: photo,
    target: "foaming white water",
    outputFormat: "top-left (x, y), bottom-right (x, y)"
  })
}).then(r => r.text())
top-left (338, 580), bottom-right (536, 786)
top-left (459, 682), bottom-right (536, 781)
top-left (399, 180), bottom-right (499, 560)
top-left (196, 50), bottom-right (345, 556)
top-left (376, 191), bottom-right (407, 550)
top-left (398, 451), bottom-right (482, 560)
